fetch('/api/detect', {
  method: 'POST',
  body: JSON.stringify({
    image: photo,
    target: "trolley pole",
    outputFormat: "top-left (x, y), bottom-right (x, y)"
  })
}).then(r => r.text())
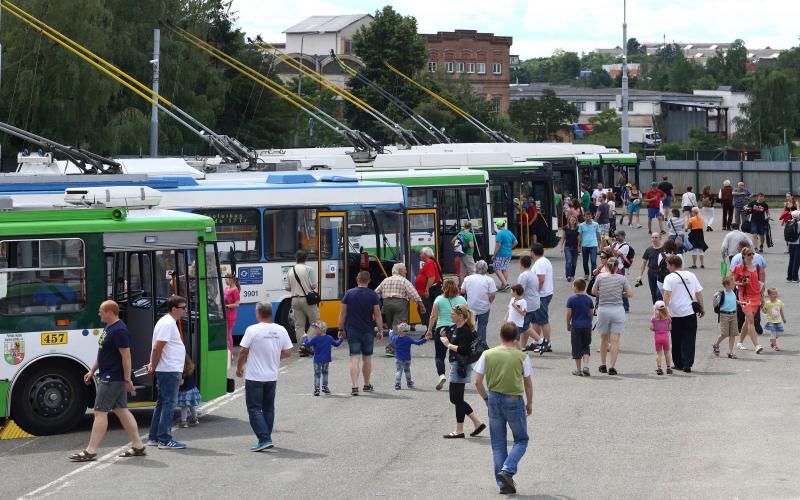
top-left (149, 28), bottom-right (160, 157)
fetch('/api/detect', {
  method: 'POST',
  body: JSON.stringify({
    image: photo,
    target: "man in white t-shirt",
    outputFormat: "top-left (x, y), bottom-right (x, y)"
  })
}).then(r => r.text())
top-left (531, 243), bottom-right (554, 351)
top-left (460, 260), bottom-right (497, 341)
top-left (662, 256), bottom-right (704, 373)
top-left (237, 301), bottom-right (292, 452)
top-left (147, 296), bottom-right (188, 449)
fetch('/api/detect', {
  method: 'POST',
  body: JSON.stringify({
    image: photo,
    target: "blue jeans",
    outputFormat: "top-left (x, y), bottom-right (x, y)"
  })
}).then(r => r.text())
top-left (313, 363), bottom-right (329, 389)
top-left (564, 246), bottom-right (578, 279)
top-left (619, 268), bottom-right (630, 311)
top-left (476, 311), bottom-right (490, 342)
top-left (488, 392), bottom-right (529, 489)
top-left (788, 244), bottom-right (800, 281)
top-left (395, 359), bottom-right (412, 385)
top-left (245, 379), bottom-right (277, 442)
top-left (148, 371), bottom-right (181, 443)
top-left (647, 270), bottom-right (663, 304)
top-left (581, 246), bottom-right (598, 276)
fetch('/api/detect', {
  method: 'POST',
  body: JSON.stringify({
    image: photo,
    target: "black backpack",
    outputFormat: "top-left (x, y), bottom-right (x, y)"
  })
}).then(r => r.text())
top-left (784, 221), bottom-right (799, 242)
top-left (624, 245), bottom-right (635, 268)
top-left (713, 289), bottom-right (725, 315)
top-left (656, 253), bottom-right (670, 282)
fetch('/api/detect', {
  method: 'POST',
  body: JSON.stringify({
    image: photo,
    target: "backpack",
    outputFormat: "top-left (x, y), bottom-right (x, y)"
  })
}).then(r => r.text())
top-left (622, 244), bottom-right (635, 268)
top-left (656, 254), bottom-right (670, 282)
top-left (453, 233), bottom-right (467, 256)
top-left (784, 220), bottom-right (799, 243)
top-left (713, 289), bottom-right (725, 315)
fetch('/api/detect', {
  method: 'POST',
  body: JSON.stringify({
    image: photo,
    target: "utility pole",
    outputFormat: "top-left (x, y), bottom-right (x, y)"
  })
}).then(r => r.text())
top-left (621, 0), bottom-right (630, 154)
top-left (149, 28), bottom-right (160, 157)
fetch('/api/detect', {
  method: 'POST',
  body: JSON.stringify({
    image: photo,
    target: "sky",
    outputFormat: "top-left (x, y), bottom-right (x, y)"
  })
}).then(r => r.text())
top-left (232, 0), bottom-right (799, 59)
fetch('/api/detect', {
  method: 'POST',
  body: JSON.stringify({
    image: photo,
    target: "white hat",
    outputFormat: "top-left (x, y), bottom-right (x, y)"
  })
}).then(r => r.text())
top-left (792, 210), bottom-right (800, 219)
top-left (654, 300), bottom-right (666, 310)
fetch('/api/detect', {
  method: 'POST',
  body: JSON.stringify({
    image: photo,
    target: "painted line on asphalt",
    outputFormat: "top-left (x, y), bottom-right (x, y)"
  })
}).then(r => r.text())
top-left (18, 385), bottom-right (247, 500)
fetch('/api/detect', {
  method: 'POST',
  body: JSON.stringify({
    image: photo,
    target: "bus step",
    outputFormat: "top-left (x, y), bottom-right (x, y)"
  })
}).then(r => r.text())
top-left (0, 420), bottom-right (35, 440)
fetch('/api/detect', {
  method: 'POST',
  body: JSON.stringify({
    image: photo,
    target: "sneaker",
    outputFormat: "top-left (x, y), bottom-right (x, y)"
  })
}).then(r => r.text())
top-left (496, 471), bottom-right (516, 495)
top-left (395, 383), bottom-right (401, 390)
top-left (755, 345), bottom-right (764, 354)
top-left (351, 387), bottom-right (359, 396)
top-left (771, 344), bottom-right (780, 351)
top-left (158, 440), bottom-right (187, 450)
top-left (147, 440), bottom-right (160, 447)
top-left (608, 367), bottom-right (618, 375)
top-left (683, 367), bottom-right (692, 373)
top-left (736, 342), bottom-right (747, 351)
top-left (362, 384), bottom-right (374, 392)
top-left (384, 344), bottom-right (396, 357)
top-left (666, 368), bottom-right (673, 374)
top-left (321, 385), bottom-right (331, 394)
top-left (656, 368), bottom-right (664, 375)
top-left (188, 417), bottom-right (199, 427)
top-left (598, 365), bottom-right (608, 374)
top-left (250, 440), bottom-right (273, 452)
top-left (314, 389), bottom-right (320, 396)
top-left (727, 353), bottom-right (737, 359)
top-left (582, 367), bottom-right (590, 377)
top-left (712, 344), bottom-right (720, 356)
top-left (436, 374), bottom-right (447, 391)
top-left (543, 340), bottom-right (553, 353)
top-left (572, 369), bottom-right (583, 377)
top-left (178, 421), bottom-right (188, 428)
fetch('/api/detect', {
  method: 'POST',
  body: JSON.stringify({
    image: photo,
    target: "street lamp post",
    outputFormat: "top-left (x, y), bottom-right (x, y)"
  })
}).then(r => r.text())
top-left (621, 0), bottom-right (630, 153)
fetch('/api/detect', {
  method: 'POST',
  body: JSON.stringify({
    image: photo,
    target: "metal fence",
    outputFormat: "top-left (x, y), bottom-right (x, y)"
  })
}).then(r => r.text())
top-left (638, 159), bottom-right (799, 196)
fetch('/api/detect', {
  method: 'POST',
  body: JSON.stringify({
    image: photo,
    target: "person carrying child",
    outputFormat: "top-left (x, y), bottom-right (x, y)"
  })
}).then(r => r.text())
top-left (389, 322), bottom-right (427, 390)
top-left (712, 277), bottom-right (745, 359)
top-left (762, 288), bottom-right (786, 352)
top-left (650, 301), bottom-right (673, 375)
top-left (177, 356), bottom-right (202, 428)
top-left (566, 278), bottom-right (594, 376)
top-left (302, 321), bottom-right (343, 396)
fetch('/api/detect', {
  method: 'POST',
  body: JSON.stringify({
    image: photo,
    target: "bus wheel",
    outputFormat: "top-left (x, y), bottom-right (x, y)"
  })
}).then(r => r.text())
top-left (10, 361), bottom-right (89, 436)
top-left (277, 299), bottom-right (297, 343)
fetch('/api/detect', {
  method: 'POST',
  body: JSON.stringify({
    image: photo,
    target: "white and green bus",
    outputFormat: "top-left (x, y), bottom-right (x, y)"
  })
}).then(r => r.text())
top-left (0, 195), bottom-right (230, 435)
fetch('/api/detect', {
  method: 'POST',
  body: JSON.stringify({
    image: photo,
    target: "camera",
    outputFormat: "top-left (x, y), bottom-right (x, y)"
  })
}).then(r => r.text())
top-left (634, 278), bottom-right (643, 287)
top-left (742, 275), bottom-right (749, 285)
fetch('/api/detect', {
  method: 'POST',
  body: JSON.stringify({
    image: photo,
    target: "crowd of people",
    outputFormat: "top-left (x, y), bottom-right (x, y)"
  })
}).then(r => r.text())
top-left (67, 182), bottom-right (795, 495)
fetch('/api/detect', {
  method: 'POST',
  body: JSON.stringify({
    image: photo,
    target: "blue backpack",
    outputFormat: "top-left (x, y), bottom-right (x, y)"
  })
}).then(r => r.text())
top-left (453, 233), bottom-right (467, 256)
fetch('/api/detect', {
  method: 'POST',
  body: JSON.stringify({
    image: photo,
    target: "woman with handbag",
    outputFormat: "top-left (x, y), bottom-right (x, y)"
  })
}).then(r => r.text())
top-left (438, 302), bottom-right (486, 439)
top-left (427, 279), bottom-right (466, 390)
top-left (285, 249), bottom-right (320, 355)
top-left (662, 256), bottom-right (705, 372)
top-left (688, 207), bottom-right (709, 269)
top-left (415, 247), bottom-right (442, 328)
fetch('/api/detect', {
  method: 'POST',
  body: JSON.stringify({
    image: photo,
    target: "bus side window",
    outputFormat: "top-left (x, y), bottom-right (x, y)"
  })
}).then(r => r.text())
top-left (195, 209), bottom-right (261, 263)
top-left (263, 208), bottom-right (317, 261)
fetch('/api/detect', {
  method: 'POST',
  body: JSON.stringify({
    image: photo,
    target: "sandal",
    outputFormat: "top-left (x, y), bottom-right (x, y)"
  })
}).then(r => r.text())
top-left (68, 450), bottom-right (97, 462)
top-left (119, 446), bottom-right (147, 458)
top-left (727, 353), bottom-right (737, 359)
top-left (470, 423), bottom-right (487, 437)
top-left (443, 432), bottom-right (465, 439)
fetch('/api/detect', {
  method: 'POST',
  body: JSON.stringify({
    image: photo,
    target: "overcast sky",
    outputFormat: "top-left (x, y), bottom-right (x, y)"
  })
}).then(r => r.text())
top-left (232, 0), bottom-right (799, 59)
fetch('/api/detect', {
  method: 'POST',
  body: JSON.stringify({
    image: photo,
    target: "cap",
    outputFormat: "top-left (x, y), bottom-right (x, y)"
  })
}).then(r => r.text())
top-left (792, 210), bottom-right (800, 219)
top-left (395, 322), bottom-right (411, 333)
top-left (651, 181), bottom-right (658, 187)
top-left (309, 320), bottom-right (328, 333)
top-left (654, 300), bottom-right (666, 310)
top-left (495, 218), bottom-right (507, 227)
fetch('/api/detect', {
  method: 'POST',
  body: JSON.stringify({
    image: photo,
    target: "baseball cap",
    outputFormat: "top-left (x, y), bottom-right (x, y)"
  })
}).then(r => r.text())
top-left (654, 300), bottom-right (666, 310)
top-left (495, 218), bottom-right (507, 227)
top-left (792, 210), bottom-right (800, 219)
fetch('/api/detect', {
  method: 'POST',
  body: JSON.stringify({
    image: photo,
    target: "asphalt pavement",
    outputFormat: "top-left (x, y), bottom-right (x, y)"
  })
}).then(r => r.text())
top-left (2, 208), bottom-right (800, 499)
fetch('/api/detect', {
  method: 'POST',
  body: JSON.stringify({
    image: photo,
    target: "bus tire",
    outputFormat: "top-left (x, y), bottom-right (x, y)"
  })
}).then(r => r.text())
top-left (10, 359), bottom-right (89, 436)
top-left (277, 299), bottom-right (297, 343)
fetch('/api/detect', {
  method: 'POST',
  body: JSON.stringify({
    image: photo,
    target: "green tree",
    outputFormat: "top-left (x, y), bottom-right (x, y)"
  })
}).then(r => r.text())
top-left (590, 70), bottom-right (613, 88)
top-left (588, 108), bottom-right (621, 134)
top-left (735, 66), bottom-right (800, 147)
top-left (550, 50), bottom-right (581, 82)
top-left (687, 127), bottom-right (725, 150)
top-left (508, 90), bottom-right (578, 142)
top-left (668, 52), bottom-right (698, 93)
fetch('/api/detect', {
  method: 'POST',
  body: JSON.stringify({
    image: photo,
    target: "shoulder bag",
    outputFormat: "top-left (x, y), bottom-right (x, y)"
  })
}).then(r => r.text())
top-left (293, 266), bottom-right (320, 306)
top-left (672, 271), bottom-right (702, 315)
top-left (427, 259), bottom-right (443, 298)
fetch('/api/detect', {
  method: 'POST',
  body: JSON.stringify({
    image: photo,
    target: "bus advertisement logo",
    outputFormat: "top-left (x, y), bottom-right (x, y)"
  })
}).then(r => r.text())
top-left (3, 334), bottom-right (25, 365)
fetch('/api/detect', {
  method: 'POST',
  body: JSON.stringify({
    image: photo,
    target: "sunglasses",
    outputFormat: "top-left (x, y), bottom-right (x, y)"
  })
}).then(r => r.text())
top-left (175, 305), bottom-right (188, 310)
top-left (743, 253), bottom-right (754, 256)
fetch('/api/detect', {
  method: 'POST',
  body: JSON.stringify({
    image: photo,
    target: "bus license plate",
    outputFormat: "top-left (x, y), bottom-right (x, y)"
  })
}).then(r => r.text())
top-left (41, 332), bottom-right (68, 345)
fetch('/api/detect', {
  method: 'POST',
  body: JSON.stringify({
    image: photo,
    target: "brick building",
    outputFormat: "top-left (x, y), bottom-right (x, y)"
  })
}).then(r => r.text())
top-left (423, 30), bottom-right (512, 114)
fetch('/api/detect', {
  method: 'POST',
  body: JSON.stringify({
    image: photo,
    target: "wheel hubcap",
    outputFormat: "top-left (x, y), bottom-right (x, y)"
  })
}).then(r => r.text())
top-left (30, 376), bottom-right (71, 418)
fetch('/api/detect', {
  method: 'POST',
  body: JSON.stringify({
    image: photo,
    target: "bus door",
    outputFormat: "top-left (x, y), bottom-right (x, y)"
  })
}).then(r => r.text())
top-left (105, 231), bottom-right (201, 403)
top-left (407, 209), bottom-right (437, 324)
top-left (317, 212), bottom-right (348, 328)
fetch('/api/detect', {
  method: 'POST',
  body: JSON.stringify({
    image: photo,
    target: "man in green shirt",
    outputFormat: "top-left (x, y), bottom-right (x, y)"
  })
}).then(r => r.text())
top-left (474, 322), bottom-right (534, 495)
top-left (580, 185), bottom-right (591, 213)
top-left (455, 221), bottom-right (476, 284)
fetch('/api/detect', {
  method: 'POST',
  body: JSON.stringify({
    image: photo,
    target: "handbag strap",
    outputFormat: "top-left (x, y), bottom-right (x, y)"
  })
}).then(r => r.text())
top-left (431, 258), bottom-right (442, 282)
top-left (671, 271), bottom-right (695, 301)
top-left (292, 266), bottom-right (309, 297)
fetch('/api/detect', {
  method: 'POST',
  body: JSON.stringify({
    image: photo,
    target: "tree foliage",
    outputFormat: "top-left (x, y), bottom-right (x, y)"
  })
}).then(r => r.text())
top-left (508, 90), bottom-right (578, 142)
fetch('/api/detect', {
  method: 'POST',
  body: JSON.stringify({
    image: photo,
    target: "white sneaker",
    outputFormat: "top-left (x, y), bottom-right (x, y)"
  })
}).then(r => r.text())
top-left (736, 342), bottom-right (747, 351)
top-left (755, 345), bottom-right (764, 354)
top-left (435, 374), bottom-right (447, 391)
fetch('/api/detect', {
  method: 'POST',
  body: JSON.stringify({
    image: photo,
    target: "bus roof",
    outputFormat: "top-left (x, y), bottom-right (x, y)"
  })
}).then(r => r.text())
top-left (355, 169), bottom-right (488, 187)
top-left (0, 207), bottom-right (215, 238)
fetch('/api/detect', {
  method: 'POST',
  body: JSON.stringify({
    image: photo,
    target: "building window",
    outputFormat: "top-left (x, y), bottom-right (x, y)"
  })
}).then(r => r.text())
top-left (343, 39), bottom-right (352, 55)
top-left (456, 62), bottom-right (465, 73)
top-left (573, 102), bottom-right (586, 112)
top-left (446, 62), bottom-right (454, 73)
top-left (628, 101), bottom-right (634, 111)
top-left (493, 63), bottom-right (502, 75)
top-left (595, 102), bottom-right (610, 111)
top-left (467, 63), bottom-right (475, 74)
top-left (428, 62), bottom-right (437, 72)
top-left (477, 63), bottom-right (486, 74)
top-left (492, 96), bottom-right (502, 113)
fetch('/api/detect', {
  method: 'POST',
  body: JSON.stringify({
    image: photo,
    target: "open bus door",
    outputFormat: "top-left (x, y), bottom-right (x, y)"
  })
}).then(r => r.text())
top-left (407, 209), bottom-right (437, 325)
top-left (317, 212), bottom-right (348, 329)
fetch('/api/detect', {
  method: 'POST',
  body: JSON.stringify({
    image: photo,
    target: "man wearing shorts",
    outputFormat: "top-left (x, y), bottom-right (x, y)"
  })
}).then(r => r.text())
top-left (339, 271), bottom-right (383, 396)
top-left (643, 182), bottom-right (666, 235)
top-left (493, 219), bottom-right (517, 291)
top-left (69, 300), bottom-right (145, 462)
top-left (658, 176), bottom-right (674, 217)
top-left (531, 243), bottom-right (554, 352)
top-left (517, 256), bottom-right (542, 352)
top-left (456, 221), bottom-right (476, 283)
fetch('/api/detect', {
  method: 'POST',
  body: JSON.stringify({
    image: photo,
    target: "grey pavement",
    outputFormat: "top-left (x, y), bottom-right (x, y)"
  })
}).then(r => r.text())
top-left (2, 208), bottom-right (800, 499)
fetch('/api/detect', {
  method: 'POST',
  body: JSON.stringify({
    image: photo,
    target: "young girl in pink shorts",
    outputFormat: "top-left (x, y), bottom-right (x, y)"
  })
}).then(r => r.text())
top-left (650, 301), bottom-right (673, 375)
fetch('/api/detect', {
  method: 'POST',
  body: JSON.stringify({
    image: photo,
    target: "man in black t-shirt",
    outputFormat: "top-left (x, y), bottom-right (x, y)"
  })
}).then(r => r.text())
top-left (636, 233), bottom-right (664, 304)
top-left (69, 300), bottom-right (145, 462)
top-left (658, 176), bottom-right (674, 216)
top-left (746, 193), bottom-right (770, 252)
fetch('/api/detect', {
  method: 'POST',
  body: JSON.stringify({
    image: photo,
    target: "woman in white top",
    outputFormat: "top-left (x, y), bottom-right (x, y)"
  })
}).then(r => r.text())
top-left (666, 208), bottom-right (686, 245)
top-left (681, 186), bottom-right (697, 226)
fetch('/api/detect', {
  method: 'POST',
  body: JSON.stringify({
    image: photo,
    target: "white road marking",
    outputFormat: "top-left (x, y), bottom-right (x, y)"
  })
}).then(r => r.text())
top-left (18, 386), bottom-right (247, 500)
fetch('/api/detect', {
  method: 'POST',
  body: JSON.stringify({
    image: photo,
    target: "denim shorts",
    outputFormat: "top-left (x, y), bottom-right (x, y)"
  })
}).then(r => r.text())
top-left (494, 255), bottom-right (512, 271)
top-left (750, 220), bottom-right (765, 235)
top-left (533, 294), bottom-right (552, 325)
top-left (765, 322), bottom-right (784, 333)
top-left (449, 360), bottom-right (473, 384)
top-left (522, 310), bottom-right (538, 331)
top-left (94, 379), bottom-right (127, 412)
top-left (648, 207), bottom-right (661, 219)
top-left (347, 330), bottom-right (375, 356)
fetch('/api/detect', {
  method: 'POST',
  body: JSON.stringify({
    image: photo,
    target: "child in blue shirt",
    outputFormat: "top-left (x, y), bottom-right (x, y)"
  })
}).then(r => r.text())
top-left (389, 322), bottom-right (427, 390)
top-left (303, 321), bottom-right (343, 396)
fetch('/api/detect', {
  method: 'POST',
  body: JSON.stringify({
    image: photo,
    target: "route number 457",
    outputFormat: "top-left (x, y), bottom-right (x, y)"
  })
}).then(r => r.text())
top-left (41, 332), bottom-right (68, 345)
